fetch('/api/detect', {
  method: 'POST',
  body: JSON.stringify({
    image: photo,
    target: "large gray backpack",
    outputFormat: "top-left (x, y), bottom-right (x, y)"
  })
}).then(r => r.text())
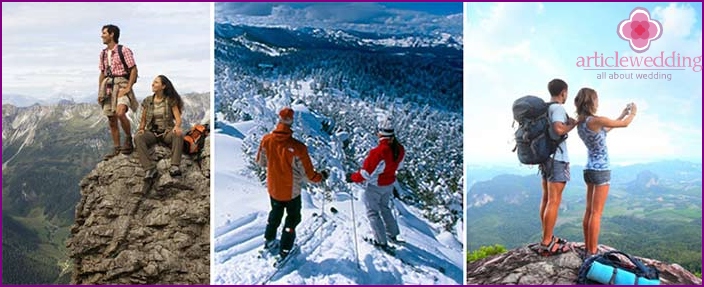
top-left (512, 95), bottom-right (566, 164)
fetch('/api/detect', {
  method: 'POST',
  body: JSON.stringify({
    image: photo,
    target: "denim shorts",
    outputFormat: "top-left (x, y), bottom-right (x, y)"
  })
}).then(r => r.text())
top-left (539, 159), bottom-right (570, 183)
top-left (583, 169), bottom-right (611, 185)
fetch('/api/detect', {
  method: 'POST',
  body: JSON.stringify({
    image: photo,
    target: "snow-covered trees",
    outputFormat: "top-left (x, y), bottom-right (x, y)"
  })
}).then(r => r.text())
top-left (214, 25), bottom-right (463, 232)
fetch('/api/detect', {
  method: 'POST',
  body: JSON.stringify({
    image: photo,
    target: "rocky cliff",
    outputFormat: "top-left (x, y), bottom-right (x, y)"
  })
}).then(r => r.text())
top-left (66, 138), bottom-right (210, 284)
top-left (467, 243), bottom-right (701, 285)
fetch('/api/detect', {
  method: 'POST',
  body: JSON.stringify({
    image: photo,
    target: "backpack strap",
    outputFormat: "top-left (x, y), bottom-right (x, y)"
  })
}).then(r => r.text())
top-left (117, 45), bottom-right (130, 75)
top-left (101, 49), bottom-right (110, 76)
top-left (603, 251), bottom-right (655, 277)
top-left (544, 102), bottom-right (569, 157)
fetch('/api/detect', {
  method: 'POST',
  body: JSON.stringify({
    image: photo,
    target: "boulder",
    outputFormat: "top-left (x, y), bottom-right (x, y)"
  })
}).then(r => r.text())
top-left (66, 139), bottom-right (210, 284)
top-left (467, 243), bottom-right (701, 285)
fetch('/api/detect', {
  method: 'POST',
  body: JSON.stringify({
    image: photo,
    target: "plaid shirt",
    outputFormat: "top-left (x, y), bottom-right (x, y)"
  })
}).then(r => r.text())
top-left (98, 45), bottom-right (136, 77)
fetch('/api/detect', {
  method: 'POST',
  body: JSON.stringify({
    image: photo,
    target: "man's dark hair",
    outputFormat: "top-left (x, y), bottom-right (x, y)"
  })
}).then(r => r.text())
top-left (102, 24), bottom-right (120, 43)
top-left (548, 78), bottom-right (568, 97)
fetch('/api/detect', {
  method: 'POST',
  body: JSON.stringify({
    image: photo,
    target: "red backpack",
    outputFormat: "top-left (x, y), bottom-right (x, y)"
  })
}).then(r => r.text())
top-left (183, 124), bottom-right (210, 155)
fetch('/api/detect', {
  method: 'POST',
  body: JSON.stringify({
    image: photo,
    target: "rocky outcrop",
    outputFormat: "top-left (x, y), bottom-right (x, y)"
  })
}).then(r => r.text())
top-left (66, 138), bottom-right (210, 284)
top-left (467, 243), bottom-right (701, 285)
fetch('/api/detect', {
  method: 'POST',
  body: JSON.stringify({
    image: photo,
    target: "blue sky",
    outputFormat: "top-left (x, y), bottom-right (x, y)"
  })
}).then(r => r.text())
top-left (2, 2), bottom-right (211, 104)
top-left (465, 2), bottom-right (702, 166)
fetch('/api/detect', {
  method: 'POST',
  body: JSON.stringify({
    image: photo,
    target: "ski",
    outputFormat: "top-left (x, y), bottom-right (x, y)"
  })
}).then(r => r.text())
top-left (259, 214), bottom-right (329, 285)
top-left (272, 244), bottom-right (300, 268)
top-left (361, 236), bottom-right (441, 279)
top-left (256, 240), bottom-right (279, 259)
top-left (362, 236), bottom-right (397, 255)
top-left (389, 238), bottom-right (407, 245)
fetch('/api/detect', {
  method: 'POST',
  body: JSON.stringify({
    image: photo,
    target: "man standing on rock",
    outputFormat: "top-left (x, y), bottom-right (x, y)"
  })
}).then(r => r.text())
top-left (99, 24), bottom-right (139, 160)
top-left (534, 78), bottom-right (578, 256)
top-left (256, 107), bottom-right (328, 261)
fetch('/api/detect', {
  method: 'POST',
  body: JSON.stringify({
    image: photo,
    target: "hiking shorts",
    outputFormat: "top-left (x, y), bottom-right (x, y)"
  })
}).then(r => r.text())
top-left (540, 159), bottom-right (570, 182)
top-left (102, 94), bottom-right (131, 116)
top-left (583, 169), bottom-right (611, 186)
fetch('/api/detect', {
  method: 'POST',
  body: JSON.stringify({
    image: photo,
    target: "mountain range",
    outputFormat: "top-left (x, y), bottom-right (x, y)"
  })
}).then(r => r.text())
top-left (2, 92), bottom-right (210, 284)
top-left (215, 23), bottom-right (462, 55)
top-left (215, 22), bottom-right (462, 113)
top-left (214, 5), bottom-right (463, 38)
top-left (467, 160), bottom-right (703, 274)
top-left (1, 93), bottom-right (97, 108)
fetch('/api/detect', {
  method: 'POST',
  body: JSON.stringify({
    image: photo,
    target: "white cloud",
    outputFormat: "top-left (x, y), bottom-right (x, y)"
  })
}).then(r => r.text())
top-left (2, 2), bottom-right (211, 101)
top-left (465, 3), bottom-right (569, 164)
top-left (653, 3), bottom-right (698, 40)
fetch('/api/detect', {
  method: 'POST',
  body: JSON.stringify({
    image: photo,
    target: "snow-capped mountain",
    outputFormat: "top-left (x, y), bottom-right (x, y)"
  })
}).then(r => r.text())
top-left (215, 23), bottom-right (462, 113)
top-left (212, 111), bottom-right (463, 284)
top-left (3, 93), bottom-right (210, 168)
top-left (215, 23), bottom-right (462, 57)
top-left (1, 92), bottom-right (99, 108)
top-left (306, 27), bottom-right (462, 50)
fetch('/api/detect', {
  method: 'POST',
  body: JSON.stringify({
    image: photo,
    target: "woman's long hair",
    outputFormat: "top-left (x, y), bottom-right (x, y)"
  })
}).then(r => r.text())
top-left (158, 75), bottom-right (184, 113)
top-left (574, 87), bottom-right (598, 118)
top-left (388, 136), bottom-right (403, 162)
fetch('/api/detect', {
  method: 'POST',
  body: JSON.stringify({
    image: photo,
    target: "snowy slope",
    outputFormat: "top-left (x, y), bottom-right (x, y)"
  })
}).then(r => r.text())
top-left (212, 114), bottom-right (463, 285)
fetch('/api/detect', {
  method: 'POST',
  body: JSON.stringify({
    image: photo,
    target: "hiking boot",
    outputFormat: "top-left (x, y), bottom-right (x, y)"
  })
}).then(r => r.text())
top-left (378, 244), bottom-right (396, 255)
top-left (169, 165), bottom-right (182, 177)
top-left (144, 168), bottom-right (157, 180)
top-left (388, 235), bottom-right (406, 244)
top-left (278, 249), bottom-right (291, 259)
top-left (121, 136), bottom-right (134, 155)
top-left (103, 146), bottom-right (121, 161)
top-left (264, 239), bottom-right (279, 251)
top-left (365, 237), bottom-right (396, 255)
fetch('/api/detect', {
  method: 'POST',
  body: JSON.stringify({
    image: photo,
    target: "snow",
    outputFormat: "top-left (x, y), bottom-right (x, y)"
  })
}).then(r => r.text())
top-left (233, 35), bottom-right (297, 56)
top-left (212, 118), bottom-right (463, 285)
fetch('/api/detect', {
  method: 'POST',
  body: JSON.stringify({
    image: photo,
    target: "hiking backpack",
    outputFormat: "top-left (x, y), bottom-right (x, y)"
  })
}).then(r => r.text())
top-left (183, 123), bottom-right (210, 156)
top-left (576, 250), bottom-right (660, 285)
top-left (511, 95), bottom-right (567, 165)
top-left (101, 45), bottom-right (138, 82)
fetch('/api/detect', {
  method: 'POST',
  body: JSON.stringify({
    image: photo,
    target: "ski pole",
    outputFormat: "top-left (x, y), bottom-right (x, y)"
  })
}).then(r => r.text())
top-left (390, 196), bottom-right (399, 221)
top-left (320, 182), bottom-right (327, 250)
top-left (349, 188), bottom-right (361, 269)
top-left (321, 186), bottom-right (326, 222)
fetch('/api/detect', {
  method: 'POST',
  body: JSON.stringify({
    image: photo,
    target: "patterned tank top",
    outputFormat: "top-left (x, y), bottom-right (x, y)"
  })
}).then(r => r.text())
top-left (577, 116), bottom-right (610, 170)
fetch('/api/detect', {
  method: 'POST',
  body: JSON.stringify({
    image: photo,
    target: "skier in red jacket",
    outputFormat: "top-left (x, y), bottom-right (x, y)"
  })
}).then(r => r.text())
top-left (347, 116), bottom-right (405, 253)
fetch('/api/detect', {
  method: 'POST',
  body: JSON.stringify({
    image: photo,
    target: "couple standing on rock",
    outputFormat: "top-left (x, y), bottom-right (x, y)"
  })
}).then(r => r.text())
top-left (534, 79), bottom-right (638, 259)
top-left (98, 24), bottom-right (184, 179)
top-left (255, 107), bottom-right (405, 260)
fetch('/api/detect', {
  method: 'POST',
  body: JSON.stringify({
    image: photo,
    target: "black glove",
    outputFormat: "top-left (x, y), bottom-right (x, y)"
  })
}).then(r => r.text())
top-left (320, 170), bottom-right (329, 180)
top-left (345, 172), bottom-right (354, 183)
top-left (393, 187), bottom-right (400, 199)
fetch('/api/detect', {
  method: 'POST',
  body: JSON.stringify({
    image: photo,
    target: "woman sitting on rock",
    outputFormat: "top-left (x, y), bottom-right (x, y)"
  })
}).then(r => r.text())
top-left (135, 75), bottom-right (184, 179)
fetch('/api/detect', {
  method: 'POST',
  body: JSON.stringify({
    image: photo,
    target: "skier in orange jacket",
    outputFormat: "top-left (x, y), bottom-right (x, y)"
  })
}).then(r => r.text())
top-left (256, 107), bottom-right (328, 259)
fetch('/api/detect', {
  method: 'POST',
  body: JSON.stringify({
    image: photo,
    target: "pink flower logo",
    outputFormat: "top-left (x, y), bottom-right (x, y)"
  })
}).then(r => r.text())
top-left (617, 7), bottom-right (663, 53)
